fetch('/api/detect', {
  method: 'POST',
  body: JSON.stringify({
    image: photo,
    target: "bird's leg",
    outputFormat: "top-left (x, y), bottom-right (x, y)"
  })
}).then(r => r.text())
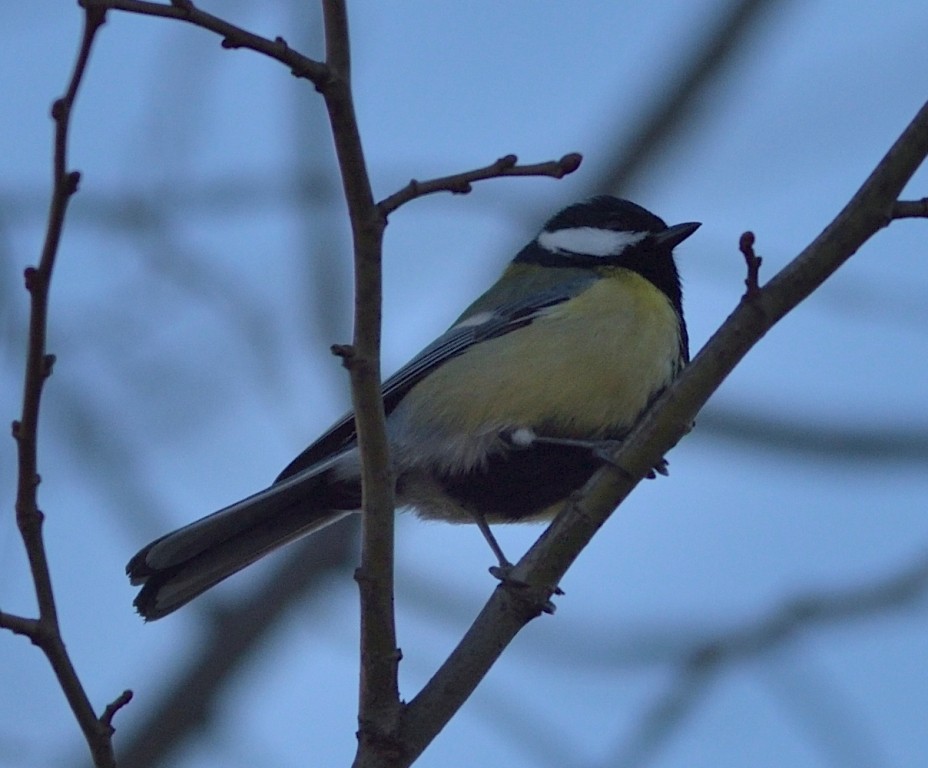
top-left (470, 510), bottom-right (513, 575)
top-left (470, 509), bottom-right (559, 614)
top-left (502, 428), bottom-right (669, 478)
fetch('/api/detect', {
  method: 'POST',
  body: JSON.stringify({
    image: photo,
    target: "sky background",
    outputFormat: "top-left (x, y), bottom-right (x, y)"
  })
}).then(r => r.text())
top-left (2, 1), bottom-right (928, 767)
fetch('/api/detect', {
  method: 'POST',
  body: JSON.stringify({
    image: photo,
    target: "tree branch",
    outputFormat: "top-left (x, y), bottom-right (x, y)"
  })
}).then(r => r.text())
top-left (378, 153), bottom-right (582, 216)
top-left (0, 610), bottom-right (40, 639)
top-left (101, 690), bottom-right (135, 731)
top-left (6, 7), bottom-right (127, 768)
top-left (398, 99), bottom-right (928, 766)
top-left (316, 0), bottom-right (402, 757)
top-left (80, 0), bottom-right (330, 85)
top-left (891, 197), bottom-right (928, 219)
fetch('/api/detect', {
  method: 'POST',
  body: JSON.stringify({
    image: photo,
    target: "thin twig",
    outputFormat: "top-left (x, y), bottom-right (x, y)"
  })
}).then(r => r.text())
top-left (100, 690), bottom-right (134, 731)
top-left (378, 153), bottom-right (582, 216)
top-left (6, 7), bottom-right (128, 768)
top-left (891, 197), bottom-right (928, 219)
top-left (80, 0), bottom-right (330, 84)
top-left (0, 610), bottom-right (40, 639)
top-left (739, 231), bottom-right (762, 298)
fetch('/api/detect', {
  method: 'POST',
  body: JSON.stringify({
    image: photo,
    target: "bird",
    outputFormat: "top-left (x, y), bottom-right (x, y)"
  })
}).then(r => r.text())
top-left (127, 196), bottom-right (700, 620)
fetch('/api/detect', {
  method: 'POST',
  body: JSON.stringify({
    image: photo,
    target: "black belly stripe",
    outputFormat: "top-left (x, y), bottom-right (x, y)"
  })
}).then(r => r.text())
top-left (441, 443), bottom-right (605, 520)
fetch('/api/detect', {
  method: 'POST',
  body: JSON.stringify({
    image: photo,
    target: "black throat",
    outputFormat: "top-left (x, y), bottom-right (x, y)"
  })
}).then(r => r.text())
top-left (514, 241), bottom-right (685, 329)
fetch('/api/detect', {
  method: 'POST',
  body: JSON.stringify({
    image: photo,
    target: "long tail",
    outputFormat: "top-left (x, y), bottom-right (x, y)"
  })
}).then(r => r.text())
top-left (127, 466), bottom-right (358, 620)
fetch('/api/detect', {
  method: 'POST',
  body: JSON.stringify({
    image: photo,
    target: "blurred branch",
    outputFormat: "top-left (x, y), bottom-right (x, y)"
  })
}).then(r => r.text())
top-left (591, 0), bottom-right (782, 193)
top-left (116, 520), bottom-right (357, 768)
top-left (759, 651), bottom-right (887, 768)
top-left (378, 153), bottom-right (582, 216)
top-left (0, 7), bottom-right (127, 768)
top-left (402, 99), bottom-right (928, 765)
top-left (697, 405), bottom-right (928, 462)
top-left (605, 548), bottom-right (928, 768)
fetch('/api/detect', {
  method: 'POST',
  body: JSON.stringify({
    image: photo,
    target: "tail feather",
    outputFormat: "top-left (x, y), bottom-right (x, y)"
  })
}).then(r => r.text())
top-left (128, 467), bottom-right (359, 620)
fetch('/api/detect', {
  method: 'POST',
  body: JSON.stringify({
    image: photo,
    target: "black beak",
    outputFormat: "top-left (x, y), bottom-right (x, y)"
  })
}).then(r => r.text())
top-left (653, 221), bottom-right (701, 249)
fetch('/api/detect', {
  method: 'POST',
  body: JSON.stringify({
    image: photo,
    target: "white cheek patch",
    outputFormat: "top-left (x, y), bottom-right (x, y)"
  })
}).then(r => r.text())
top-left (537, 227), bottom-right (647, 257)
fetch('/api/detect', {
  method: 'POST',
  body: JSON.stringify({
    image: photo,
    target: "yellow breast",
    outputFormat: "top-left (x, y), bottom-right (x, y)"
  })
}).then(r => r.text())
top-left (405, 269), bottom-right (683, 439)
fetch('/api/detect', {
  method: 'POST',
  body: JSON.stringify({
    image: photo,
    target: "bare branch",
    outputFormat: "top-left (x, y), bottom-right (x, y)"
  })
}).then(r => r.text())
top-left (0, 610), bottom-right (40, 640)
top-left (378, 153), bottom-right (583, 216)
top-left (100, 690), bottom-right (134, 732)
top-left (7, 7), bottom-right (129, 767)
top-left (891, 197), bottom-right (928, 219)
top-left (80, 0), bottom-right (329, 84)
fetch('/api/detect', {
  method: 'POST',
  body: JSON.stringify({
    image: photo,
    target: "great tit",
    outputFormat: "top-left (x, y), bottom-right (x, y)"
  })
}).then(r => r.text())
top-left (128, 196), bottom-right (699, 620)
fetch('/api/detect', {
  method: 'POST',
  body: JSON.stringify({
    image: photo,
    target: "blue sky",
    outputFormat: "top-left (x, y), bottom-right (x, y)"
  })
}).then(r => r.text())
top-left (2, 2), bottom-right (927, 767)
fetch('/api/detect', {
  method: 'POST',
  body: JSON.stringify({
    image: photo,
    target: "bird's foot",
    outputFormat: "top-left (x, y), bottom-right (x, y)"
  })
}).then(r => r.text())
top-left (488, 563), bottom-right (562, 615)
top-left (471, 507), bottom-right (562, 614)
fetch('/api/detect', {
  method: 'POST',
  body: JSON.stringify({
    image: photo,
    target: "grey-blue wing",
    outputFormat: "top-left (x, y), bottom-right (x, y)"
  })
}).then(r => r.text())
top-left (274, 278), bottom-right (594, 481)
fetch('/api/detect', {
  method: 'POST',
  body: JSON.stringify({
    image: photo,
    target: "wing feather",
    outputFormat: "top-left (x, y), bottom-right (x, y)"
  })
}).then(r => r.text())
top-left (275, 278), bottom-right (594, 481)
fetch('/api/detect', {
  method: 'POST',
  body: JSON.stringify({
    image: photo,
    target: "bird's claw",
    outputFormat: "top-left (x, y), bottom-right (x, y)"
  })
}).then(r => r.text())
top-left (489, 564), bottom-right (562, 614)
